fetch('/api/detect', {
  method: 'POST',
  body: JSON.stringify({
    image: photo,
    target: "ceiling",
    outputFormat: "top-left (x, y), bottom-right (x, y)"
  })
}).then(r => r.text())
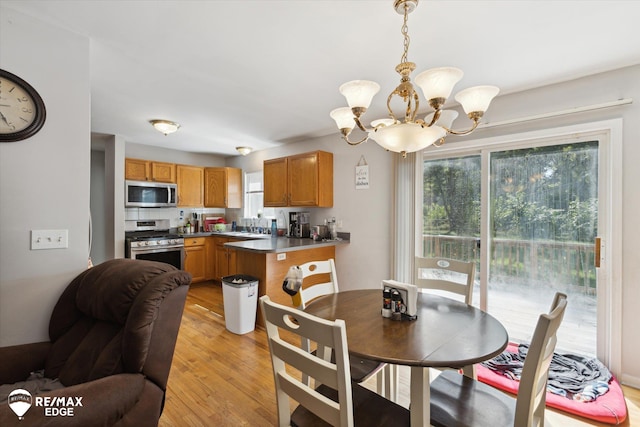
top-left (3, 1), bottom-right (640, 157)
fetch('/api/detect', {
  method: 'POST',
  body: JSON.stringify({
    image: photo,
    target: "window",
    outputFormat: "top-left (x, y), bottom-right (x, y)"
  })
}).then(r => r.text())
top-left (244, 171), bottom-right (275, 219)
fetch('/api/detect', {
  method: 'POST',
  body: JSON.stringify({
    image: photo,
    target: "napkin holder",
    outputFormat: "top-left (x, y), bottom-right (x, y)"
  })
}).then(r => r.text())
top-left (382, 279), bottom-right (418, 320)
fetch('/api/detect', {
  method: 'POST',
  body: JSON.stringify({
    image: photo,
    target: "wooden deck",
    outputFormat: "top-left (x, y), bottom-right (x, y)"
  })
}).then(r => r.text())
top-left (474, 283), bottom-right (597, 356)
top-left (159, 282), bottom-right (637, 426)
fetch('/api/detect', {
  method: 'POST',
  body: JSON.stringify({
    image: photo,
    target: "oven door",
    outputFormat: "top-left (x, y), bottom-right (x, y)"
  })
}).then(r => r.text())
top-left (128, 245), bottom-right (184, 270)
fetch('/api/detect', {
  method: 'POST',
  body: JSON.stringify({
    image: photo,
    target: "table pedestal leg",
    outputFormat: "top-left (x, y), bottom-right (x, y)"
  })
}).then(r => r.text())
top-left (410, 366), bottom-right (430, 427)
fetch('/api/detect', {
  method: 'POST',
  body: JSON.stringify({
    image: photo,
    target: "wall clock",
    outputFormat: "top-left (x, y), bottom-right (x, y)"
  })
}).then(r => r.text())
top-left (0, 69), bottom-right (46, 142)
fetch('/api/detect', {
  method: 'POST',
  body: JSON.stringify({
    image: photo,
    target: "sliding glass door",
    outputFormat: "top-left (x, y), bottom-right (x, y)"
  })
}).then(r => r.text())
top-left (421, 139), bottom-right (601, 357)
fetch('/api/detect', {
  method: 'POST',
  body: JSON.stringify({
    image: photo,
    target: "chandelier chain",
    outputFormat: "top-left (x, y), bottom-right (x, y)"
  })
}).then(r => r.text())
top-left (401, 4), bottom-right (410, 64)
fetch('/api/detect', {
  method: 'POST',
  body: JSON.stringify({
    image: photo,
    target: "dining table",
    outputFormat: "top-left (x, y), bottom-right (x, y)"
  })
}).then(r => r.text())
top-left (304, 289), bottom-right (509, 427)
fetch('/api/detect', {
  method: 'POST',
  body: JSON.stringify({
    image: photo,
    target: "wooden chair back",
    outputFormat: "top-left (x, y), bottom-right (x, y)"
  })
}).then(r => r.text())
top-left (414, 256), bottom-right (475, 304)
top-left (260, 295), bottom-right (353, 427)
top-left (515, 292), bottom-right (568, 426)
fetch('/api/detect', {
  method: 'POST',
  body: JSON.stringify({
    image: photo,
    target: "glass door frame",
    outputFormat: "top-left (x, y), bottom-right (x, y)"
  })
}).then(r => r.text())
top-left (419, 119), bottom-right (623, 375)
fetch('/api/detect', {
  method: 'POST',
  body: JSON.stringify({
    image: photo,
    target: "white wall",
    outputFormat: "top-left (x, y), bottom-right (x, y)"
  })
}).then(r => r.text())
top-left (0, 8), bottom-right (91, 346)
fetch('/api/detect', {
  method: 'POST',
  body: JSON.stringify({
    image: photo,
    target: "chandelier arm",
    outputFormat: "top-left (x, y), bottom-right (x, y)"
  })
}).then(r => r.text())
top-left (341, 133), bottom-right (369, 146)
top-left (386, 92), bottom-right (400, 122)
top-left (441, 118), bottom-right (480, 135)
top-left (432, 137), bottom-right (446, 147)
top-left (409, 90), bottom-right (420, 122)
top-left (426, 109), bottom-right (442, 127)
top-left (354, 116), bottom-right (372, 133)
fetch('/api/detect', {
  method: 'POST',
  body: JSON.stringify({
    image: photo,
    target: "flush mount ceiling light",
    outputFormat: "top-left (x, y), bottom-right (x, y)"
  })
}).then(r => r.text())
top-left (236, 146), bottom-right (252, 156)
top-left (150, 119), bottom-right (180, 135)
top-left (330, 0), bottom-right (499, 157)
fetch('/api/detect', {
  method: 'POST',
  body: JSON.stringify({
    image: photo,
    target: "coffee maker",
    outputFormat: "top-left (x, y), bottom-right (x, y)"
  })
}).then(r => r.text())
top-left (289, 211), bottom-right (310, 238)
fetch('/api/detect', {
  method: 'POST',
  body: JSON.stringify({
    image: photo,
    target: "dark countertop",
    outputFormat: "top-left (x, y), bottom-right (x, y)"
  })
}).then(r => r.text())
top-left (225, 236), bottom-right (349, 253)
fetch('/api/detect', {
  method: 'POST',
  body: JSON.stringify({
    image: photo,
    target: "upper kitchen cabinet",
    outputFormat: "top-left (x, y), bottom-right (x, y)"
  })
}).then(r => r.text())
top-left (264, 150), bottom-right (333, 207)
top-left (177, 165), bottom-right (204, 207)
top-left (125, 158), bottom-right (176, 183)
top-left (204, 167), bottom-right (242, 208)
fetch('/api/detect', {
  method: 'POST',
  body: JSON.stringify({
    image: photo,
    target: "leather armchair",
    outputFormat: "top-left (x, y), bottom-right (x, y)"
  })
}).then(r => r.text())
top-left (0, 258), bottom-right (191, 426)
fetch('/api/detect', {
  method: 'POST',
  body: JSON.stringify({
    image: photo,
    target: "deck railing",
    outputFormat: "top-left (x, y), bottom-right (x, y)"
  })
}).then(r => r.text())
top-left (422, 235), bottom-right (596, 294)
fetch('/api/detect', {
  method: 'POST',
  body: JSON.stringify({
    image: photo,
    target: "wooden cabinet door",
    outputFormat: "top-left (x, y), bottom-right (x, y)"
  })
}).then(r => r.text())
top-left (151, 161), bottom-right (176, 183)
top-left (215, 237), bottom-right (230, 279)
top-left (288, 152), bottom-right (319, 206)
top-left (184, 238), bottom-right (206, 283)
top-left (225, 167), bottom-right (243, 208)
top-left (227, 248), bottom-right (237, 276)
top-left (125, 158), bottom-right (149, 181)
top-left (264, 157), bottom-right (288, 207)
top-left (205, 167), bottom-right (243, 208)
top-left (204, 168), bottom-right (226, 207)
top-left (177, 165), bottom-right (204, 207)
top-left (205, 237), bottom-right (216, 280)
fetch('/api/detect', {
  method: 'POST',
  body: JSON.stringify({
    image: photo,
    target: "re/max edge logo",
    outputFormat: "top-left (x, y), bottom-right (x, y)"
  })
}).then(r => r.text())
top-left (7, 389), bottom-right (83, 419)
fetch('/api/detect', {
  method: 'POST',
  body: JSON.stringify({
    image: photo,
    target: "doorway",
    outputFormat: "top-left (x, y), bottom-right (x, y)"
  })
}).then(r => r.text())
top-left (420, 123), bottom-right (620, 366)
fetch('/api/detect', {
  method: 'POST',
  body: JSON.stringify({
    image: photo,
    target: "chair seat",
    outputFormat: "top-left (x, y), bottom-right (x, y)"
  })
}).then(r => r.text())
top-left (349, 356), bottom-right (385, 383)
top-left (311, 349), bottom-right (385, 384)
top-left (430, 370), bottom-right (516, 427)
top-left (291, 383), bottom-right (411, 427)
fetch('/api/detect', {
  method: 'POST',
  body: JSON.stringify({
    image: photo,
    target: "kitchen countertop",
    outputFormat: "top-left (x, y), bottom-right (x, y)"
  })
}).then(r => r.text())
top-left (225, 236), bottom-right (349, 253)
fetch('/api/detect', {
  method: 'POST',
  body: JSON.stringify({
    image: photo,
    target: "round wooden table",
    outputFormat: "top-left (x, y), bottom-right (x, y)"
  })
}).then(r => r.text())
top-left (305, 289), bottom-right (509, 427)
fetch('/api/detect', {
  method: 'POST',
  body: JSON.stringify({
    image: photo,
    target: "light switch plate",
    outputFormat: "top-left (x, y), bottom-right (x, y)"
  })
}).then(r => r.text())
top-left (277, 253), bottom-right (286, 261)
top-left (31, 229), bottom-right (69, 250)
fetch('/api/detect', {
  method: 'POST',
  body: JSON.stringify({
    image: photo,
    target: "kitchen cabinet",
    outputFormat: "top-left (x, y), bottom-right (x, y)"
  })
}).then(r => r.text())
top-left (205, 237), bottom-right (216, 281)
top-left (214, 236), bottom-right (237, 279)
top-left (184, 237), bottom-right (206, 283)
top-left (263, 150), bottom-right (333, 207)
top-left (125, 158), bottom-right (176, 183)
top-left (204, 167), bottom-right (243, 208)
top-left (177, 165), bottom-right (204, 207)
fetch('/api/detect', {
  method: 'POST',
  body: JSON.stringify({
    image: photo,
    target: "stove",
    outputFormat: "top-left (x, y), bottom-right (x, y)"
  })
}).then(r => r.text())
top-left (125, 220), bottom-right (184, 270)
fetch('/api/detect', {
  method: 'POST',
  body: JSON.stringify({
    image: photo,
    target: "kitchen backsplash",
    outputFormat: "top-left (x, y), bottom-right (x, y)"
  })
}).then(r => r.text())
top-left (125, 207), bottom-right (225, 228)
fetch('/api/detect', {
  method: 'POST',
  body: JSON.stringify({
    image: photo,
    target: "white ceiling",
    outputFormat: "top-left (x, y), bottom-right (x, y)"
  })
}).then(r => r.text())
top-left (3, 0), bottom-right (640, 156)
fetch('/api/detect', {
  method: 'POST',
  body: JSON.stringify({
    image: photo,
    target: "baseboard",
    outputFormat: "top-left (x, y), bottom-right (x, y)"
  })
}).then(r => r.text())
top-left (620, 373), bottom-right (640, 389)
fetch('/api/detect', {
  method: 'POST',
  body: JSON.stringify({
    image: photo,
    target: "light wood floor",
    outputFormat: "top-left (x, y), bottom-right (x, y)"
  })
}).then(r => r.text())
top-left (159, 282), bottom-right (640, 426)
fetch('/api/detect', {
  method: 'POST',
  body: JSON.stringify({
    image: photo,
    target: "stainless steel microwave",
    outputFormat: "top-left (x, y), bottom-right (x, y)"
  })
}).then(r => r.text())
top-left (125, 180), bottom-right (177, 207)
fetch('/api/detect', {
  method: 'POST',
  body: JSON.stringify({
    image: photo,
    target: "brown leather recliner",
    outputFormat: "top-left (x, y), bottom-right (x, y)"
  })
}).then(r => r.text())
top-left (0, 258), bottom-right (191, 426)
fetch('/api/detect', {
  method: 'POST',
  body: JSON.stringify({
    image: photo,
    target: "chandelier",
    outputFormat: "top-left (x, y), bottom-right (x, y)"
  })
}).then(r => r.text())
top-left (330, 0), bottom-right (499, 157)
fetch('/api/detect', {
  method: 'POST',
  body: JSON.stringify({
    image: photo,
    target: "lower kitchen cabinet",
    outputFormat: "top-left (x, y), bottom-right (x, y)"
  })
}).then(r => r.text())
top-left (184, 237), bottom-right (206, 283)
top-left (205, 237), bottom-right (216, 280)
top-left (214, 236), bottom-right (237, 279)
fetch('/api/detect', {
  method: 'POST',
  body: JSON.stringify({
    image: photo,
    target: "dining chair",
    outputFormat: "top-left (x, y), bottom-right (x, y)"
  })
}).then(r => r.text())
top-left (259, 295), bottom-right (410, 427)
top-left (414, 256), bottom-right (475, 305)
top-left (290, 259), bottom-right (388, 394)
top-left (429, 292), bottom-right (568, 427)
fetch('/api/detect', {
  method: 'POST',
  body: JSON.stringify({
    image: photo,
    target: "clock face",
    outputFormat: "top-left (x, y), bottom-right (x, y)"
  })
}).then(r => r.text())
top-left (0, 69), bottom-right (46, 142)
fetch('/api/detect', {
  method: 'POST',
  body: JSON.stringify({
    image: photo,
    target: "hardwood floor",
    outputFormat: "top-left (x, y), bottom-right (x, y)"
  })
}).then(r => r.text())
top-left (160, 282), bottom-right (639, 426)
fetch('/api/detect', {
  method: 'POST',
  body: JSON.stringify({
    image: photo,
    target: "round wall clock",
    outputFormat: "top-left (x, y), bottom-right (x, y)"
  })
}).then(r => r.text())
top-left (0, 69), bottom-right (46, 142)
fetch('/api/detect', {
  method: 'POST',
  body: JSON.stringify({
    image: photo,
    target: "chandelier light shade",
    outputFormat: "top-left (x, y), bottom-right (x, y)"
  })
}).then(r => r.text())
top-left (150, 119), bottom-right (180, 135)
top-left (330, 0), bottom-right (499, 157)
top-left (236, 146), bottom-right (252, 156)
